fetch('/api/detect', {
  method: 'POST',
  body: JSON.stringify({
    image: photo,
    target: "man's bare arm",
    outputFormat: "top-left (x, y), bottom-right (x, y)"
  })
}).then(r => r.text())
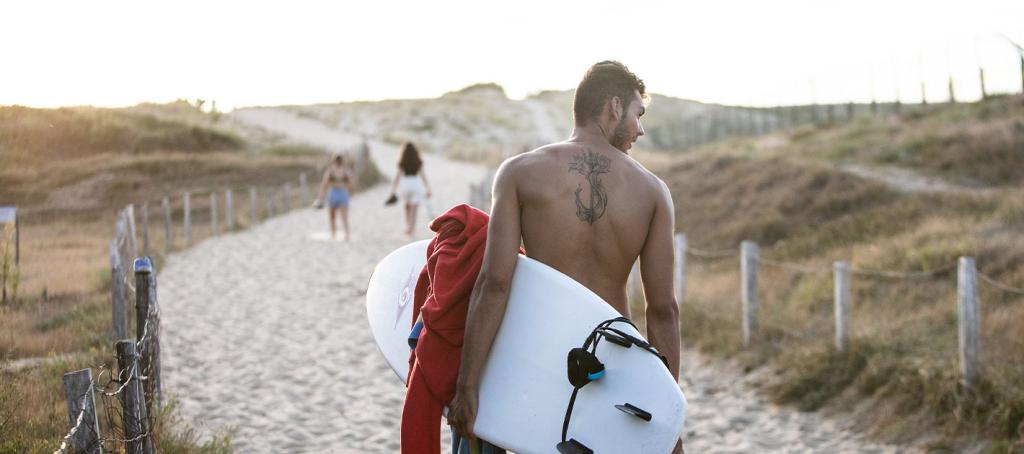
top-left (448, 160), bottom-right (522, 437)
top-left (639, 180), bottom-right (680, 380)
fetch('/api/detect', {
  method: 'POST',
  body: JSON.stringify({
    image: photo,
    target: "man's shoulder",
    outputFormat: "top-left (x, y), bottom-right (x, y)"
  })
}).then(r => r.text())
top-left (497, 142), bottom-right (571, 174)
top-left (621, 156), bottom-right (669, 194)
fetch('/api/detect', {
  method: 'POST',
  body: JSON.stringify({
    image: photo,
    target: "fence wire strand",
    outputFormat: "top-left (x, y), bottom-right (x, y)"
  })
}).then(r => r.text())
top-left (757, 257), bottom-right (829, 274)
top-left (978, 272), bottom-right (1024, 295)
top-left (687, 246), bottom-right (738, 259)
top-left (849, 263), bottom-right (956, 279)
top-left (53, 394), bottom-right (88, 454)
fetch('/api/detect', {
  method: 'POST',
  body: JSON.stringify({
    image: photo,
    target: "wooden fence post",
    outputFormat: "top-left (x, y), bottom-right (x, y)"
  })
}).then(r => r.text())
top-left (300, 173), bottom-right (310, 201)
top-left (124, 205), bottom-right (138, 260)
top-left (978, 67), bottom-right (987, 100)
top-left (140, 203), bottom-right (149, 256)
top-left (210, 193), bottom-right (218, 236)
top-left (183, 192), bottom-right (192, 245)
top-left (134, 257), bottom-right (161, 412)
top-left (675, 233), bottom-right (687, 307)
top-left (250, 187), bottom-right (258, 226)
top-left (116, 340), bottom-right (154, 454)
top-left (957, 256), bottom-right (980, 387)
top-left (14, 208), bottom-right (18, 266)
top-left (266, 189), bottom-right (276, 218)
top-left (110, 240), bottom-right (128, 341)
top-left (62, 368), bottom-right (102, 454)
top-left (225, 189), bottom-right (234, 231)
top-left (833, 261), bottom-right (850, 352)
top-left (161, 197), bottom-right (172, 254)
top-left (741, 241), bottom-right (759, 347)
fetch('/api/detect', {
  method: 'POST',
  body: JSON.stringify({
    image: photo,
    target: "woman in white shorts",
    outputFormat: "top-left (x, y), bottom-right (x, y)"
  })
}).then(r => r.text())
top-left (389, 142), bottom-right (432, 237)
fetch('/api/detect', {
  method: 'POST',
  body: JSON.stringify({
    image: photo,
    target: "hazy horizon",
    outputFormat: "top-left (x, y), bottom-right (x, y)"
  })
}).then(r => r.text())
top-left (3, 0), bottom-right (1023, 110)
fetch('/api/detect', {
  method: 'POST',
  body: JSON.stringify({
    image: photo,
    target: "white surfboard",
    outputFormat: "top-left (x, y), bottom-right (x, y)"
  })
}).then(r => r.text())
top-left (366, 240), bottom-right (687, 453)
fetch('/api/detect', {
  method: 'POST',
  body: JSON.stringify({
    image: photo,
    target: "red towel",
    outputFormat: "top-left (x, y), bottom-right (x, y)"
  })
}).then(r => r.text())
top-left (401, 204), bottom-right (491, 454)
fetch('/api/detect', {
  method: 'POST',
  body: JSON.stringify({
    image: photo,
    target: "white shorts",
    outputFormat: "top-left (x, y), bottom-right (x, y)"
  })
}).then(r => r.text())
top-left (398, 175), bottom-right (425, 204)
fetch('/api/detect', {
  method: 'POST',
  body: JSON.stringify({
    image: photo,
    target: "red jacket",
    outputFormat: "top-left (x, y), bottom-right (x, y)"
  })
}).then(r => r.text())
top-left (402, 204), bottom-right (490, 454)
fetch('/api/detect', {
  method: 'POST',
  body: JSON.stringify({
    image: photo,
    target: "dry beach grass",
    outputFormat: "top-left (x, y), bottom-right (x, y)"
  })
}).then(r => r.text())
top-left (0, 103), bottom-right (367, 451)
top-left (650, 95), bottom-right (1024, 450)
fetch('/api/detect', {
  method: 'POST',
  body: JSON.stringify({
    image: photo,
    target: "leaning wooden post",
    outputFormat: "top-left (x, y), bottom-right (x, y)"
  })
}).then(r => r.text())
top-left (833, 261), bottom-right (850, 352)
top-left (110, 240), bottom-right (128, 341)
top-left (209, 193), bottom-right (218, 236)
top-left (161, 197), bottom-right (172, 254)
top-left (115, 340), bottom-right (154, 454)
top-left (957, 257), bottom-right (980, 387)
top-left (183, 192), bottom-right (192, 245)
top-left (62, 368), bottom-right (102, 454)
top-left (675, 233), bottom-right (687, 307)
top-left (225, 189), bottom-right (234, 231)
top-left (741, 241), bottom-right (759, 347)
top-left (140, 203), bottom-right (150, 256)
top-left (249, 187), bottom-right (258, 226)
top-left (134, 257), bottom-right (161, 413)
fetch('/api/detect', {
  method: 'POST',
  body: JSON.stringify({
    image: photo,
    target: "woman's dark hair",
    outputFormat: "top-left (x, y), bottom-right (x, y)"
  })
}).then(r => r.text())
top-left (333, 153), bottom-right (345, 165)
top-left (398, 142), bottom-right (422, 175)
top-left (572, 61), bottom-right (647, 126)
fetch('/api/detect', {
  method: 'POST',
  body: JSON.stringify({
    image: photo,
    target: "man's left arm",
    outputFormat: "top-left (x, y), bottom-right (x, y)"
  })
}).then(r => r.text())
top-left (448, 159), bottom-right (522, 438)
top-left (638, 180), bottom-right (680, 380)
top-left (640, 180), bottom-right (684, 454)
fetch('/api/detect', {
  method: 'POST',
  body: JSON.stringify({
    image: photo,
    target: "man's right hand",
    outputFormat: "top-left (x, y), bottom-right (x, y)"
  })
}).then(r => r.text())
top-left (447, 385), bottom-right (479, 439)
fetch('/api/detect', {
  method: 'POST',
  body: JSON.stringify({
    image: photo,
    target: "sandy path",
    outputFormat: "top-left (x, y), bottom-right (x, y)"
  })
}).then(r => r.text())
top-left (679, 355), bottom-right (907, 453)
top-left (159, 109), bottom-right (909, 453)
top-left (161, 109), bottom-right (478, 452)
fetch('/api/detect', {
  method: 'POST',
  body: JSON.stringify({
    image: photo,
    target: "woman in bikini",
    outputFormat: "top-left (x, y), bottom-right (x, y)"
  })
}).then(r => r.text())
top-left (317, 152), bottom-right (354, 240)
top-left (389, 142), bottom-right (432, 237)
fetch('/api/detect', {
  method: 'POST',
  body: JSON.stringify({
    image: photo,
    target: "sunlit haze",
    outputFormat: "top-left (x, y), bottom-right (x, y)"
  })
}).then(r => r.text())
top-left (2, 0), bottom-right (1022, 109)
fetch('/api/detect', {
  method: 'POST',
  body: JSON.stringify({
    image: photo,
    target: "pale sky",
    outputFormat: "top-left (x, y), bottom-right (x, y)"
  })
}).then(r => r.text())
top-left (2, 0), bottom-right (1022, 109)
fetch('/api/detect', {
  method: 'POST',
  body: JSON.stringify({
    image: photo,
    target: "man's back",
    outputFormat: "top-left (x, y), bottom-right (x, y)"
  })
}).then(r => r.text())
top-left (449, 60), bottom-right (682, 453)
top-left (510, 141), bottom-right (662, 316)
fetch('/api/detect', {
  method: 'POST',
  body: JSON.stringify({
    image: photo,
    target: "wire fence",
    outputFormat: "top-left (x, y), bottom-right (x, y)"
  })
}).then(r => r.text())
top-left (47, 144), bottom-right (383, 452)
top-left (665, 33), bottom-right (1024, 150)
top-left (647, 233), bottom-right (1024, 387)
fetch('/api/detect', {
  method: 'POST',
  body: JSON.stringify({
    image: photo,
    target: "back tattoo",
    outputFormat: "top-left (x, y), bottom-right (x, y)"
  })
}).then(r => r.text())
top-left (568, 148), bottom-right (611, 225)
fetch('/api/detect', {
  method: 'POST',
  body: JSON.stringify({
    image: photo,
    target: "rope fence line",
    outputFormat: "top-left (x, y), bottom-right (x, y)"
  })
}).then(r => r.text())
top-left (661, 233), bottom-right (1023, 389)
top-left (978, 272), bottom-right (1024, 295)
top-left (849, 263), bottom-right (957, 280)
top-left (686, 246), bottom-right (738, 259)
top-left (758, 256), bottom-right (829, 275)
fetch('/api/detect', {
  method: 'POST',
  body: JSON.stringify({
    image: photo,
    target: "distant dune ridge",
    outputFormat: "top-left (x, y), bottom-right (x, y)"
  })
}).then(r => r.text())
top-left (250, 83), bottom-right (791, 160)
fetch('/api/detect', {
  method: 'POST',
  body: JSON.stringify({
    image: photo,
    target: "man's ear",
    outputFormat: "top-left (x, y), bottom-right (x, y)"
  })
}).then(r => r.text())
top-left (610, 96), bottom-right (623, 121)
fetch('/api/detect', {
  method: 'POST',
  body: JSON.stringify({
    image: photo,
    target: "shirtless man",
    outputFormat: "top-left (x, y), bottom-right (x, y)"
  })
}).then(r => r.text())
top-left (448, 61), bottom-right (683, 453)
